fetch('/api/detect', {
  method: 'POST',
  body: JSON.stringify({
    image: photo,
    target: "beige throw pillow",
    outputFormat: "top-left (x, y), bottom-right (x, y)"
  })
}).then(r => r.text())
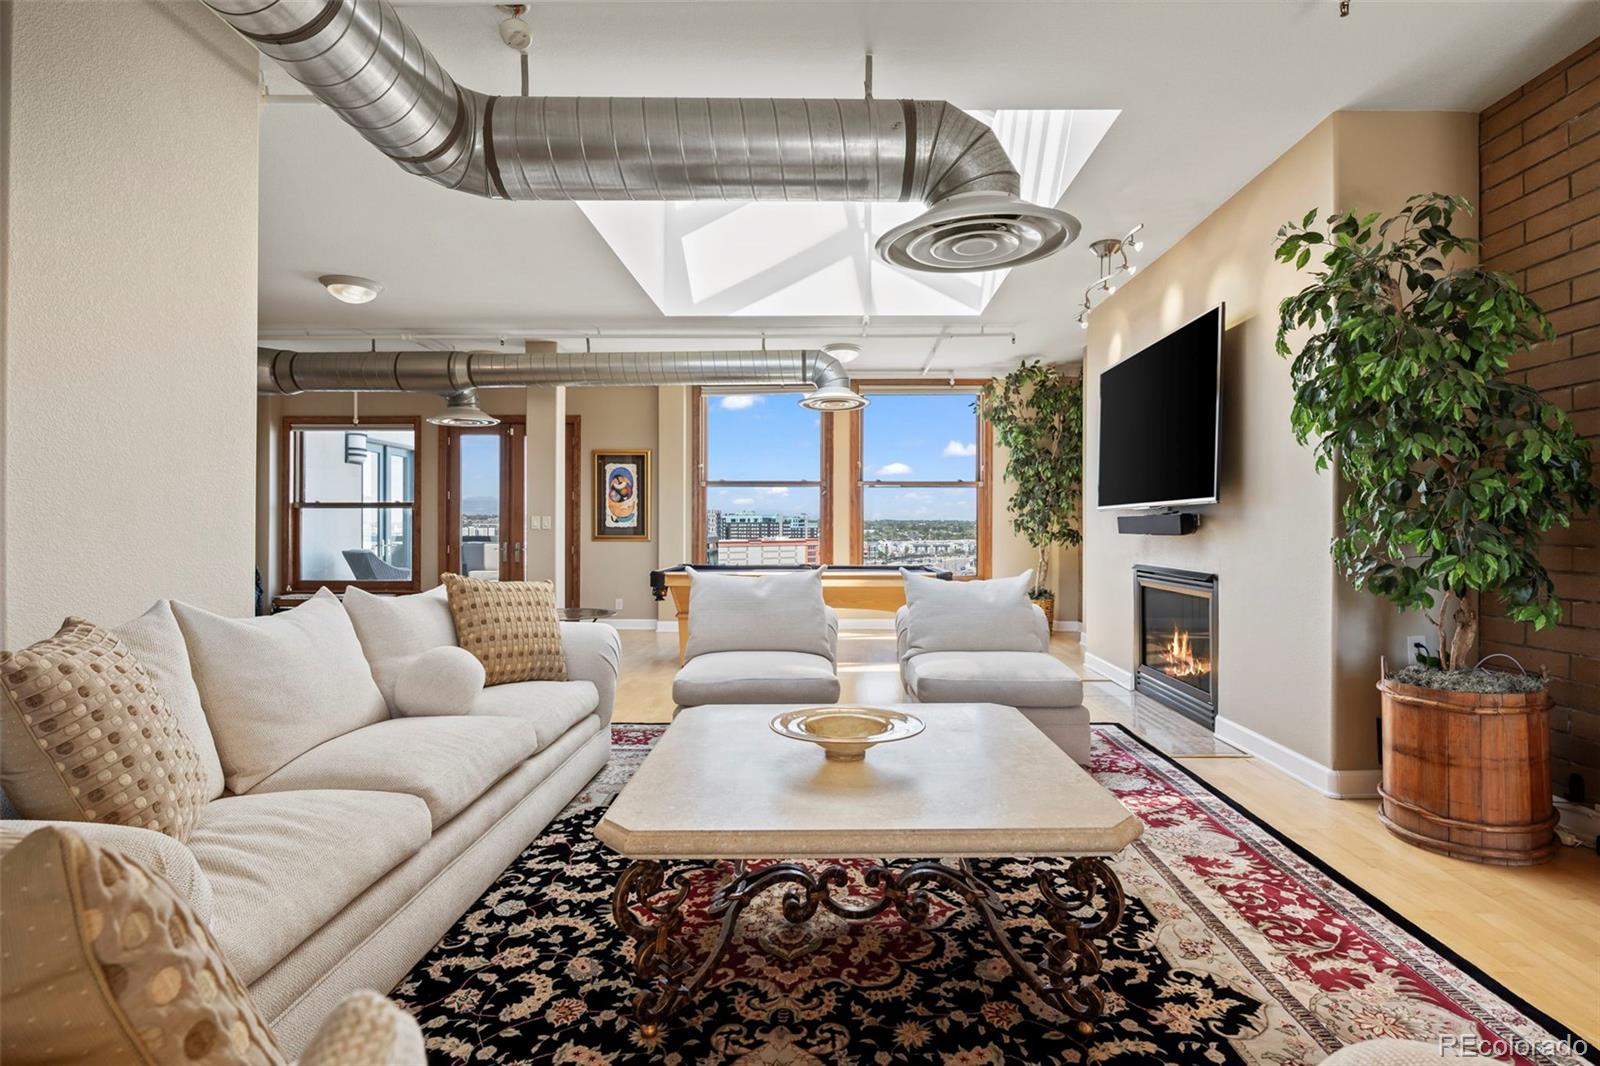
top-left (441, 574), bottom-right (567, 685)
top-left (171, 590), bottom-right (389, 794)
top-left (0, 618), bottom-right (208, 841)
top-left (298, 990), bottom-right (426, 1066)
top-left (901, 569), bottom-right (1043, 656)
top-left (0, 825), bottom-right (285, 1065)
top-left (683, 566), bottom-right (831, 660)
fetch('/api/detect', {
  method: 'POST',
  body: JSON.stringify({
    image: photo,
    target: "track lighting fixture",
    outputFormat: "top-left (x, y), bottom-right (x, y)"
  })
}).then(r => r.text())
top-left (1074, 224), bottom-right (1144, 329)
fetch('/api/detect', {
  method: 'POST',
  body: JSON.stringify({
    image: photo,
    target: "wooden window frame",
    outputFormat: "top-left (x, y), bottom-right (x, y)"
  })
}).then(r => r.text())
top-left (280, 415), bottom-right (423, 594)
top-left (691, 386), bottom-right (834, 565)
top-left (848, 381), bottom-right (993, 578)
top-left (437, 418), bottom-right (527, 583)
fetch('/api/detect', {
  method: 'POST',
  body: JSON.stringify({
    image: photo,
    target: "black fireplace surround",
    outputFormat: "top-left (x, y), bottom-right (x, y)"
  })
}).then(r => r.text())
top-left (1133, 566), bottom-right (1218, 729)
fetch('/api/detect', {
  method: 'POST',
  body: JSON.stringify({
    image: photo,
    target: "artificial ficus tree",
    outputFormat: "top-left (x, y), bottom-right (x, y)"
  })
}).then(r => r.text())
top-left (976, 362), bottom-right (1084, 598)
top-left (1274, 192), bottom-right (1596, 672)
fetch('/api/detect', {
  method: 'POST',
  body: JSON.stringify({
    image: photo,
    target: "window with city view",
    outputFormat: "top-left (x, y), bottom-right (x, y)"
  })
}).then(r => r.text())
top-left (699, 390), bottom-right (825, 566)
top-left (285, 421), bottom-right (418, 590)
top-left (858, 391), bottom-right (984, 576)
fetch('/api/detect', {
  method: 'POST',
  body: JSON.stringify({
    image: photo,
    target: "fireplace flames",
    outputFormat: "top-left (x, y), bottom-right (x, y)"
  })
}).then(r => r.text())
top-left (1161, 628), bottom-right (1210, 680)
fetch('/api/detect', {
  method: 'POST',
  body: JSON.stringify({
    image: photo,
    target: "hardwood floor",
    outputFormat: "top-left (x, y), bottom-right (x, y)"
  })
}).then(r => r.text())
top-left (608, 627), bottom-right (1600, 1043)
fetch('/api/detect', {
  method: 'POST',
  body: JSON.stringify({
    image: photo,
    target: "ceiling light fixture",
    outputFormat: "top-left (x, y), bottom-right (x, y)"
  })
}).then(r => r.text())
top-left (319, 274), bottom-right (383, 304)
top-left (1074, 223), bottom-right (1144, 329)
top-left (820, 342), bottom-right (862, 365)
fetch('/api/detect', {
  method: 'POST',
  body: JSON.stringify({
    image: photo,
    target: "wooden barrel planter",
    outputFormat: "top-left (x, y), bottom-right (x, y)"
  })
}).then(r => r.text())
top-left (1377, 678), bottom-right (1558, 865)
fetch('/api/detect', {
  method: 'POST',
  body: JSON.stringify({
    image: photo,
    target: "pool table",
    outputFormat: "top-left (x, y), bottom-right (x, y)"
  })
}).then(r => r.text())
top-left (649, 564), bottom-right (953, 661)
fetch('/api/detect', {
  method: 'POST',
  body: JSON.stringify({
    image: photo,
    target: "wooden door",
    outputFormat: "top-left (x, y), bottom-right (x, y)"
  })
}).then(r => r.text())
top-left (565, 415), bottom-right (581, 607)
top-left (440, 419), bottom-right (526, 581)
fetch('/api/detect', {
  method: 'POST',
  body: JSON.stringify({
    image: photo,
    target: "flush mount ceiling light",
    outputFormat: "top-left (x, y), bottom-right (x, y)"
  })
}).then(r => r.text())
top-left (318, 274), bottom-right (383, 304)
top-left (427, 389), bottom-right (500, 427)
top-left (1075, 224), bottom-right (1144, 329)
top-left (820, 342), bottom-right (862, 365)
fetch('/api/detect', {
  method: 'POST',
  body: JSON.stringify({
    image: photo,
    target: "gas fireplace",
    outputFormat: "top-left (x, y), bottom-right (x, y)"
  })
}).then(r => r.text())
top-left (1134, 566), bottom-right (1218, 728)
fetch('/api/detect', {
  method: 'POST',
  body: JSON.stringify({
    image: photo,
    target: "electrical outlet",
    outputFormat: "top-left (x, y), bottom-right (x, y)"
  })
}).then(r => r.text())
top-left (1405, 633), bottom-right (1433, 665)
top-left (542, 515), bottom-right (552, 530)
top-left (614, 598), bottom-right (624, 612)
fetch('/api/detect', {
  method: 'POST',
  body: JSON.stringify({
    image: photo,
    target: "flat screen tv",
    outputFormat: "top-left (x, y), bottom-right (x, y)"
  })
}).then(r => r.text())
top-left (1097, 304), bottom-right (1223, 509)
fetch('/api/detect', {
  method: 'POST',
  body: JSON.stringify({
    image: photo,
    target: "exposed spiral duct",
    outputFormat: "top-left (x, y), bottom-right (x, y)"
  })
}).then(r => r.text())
top-left (205, 0), bottom-right (1078, 271)
top-left (256, 347), bottom-right (867, 411)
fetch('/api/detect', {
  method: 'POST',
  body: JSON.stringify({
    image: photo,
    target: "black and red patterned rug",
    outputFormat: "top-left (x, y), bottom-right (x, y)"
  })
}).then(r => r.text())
top-left (392, 724), bottom-right (1591, 1065)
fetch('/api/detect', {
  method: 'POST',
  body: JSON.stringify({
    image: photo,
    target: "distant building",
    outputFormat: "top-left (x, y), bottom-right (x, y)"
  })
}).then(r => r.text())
top-left (717, 539), bottom-right (819, 566)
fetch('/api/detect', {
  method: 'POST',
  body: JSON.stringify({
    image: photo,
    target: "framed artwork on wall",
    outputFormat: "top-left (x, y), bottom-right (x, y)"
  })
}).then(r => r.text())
top-left (593, 449), bottom-right (652, 541)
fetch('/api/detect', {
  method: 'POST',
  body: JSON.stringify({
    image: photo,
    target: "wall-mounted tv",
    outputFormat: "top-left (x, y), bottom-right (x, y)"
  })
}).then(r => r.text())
top-left (1097, 304), bottom-right (1223, 510)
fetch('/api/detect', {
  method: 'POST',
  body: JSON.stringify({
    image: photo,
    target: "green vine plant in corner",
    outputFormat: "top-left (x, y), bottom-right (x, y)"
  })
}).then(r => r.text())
top-left (1274, 192), bottom-right (1596, 673)
top-left (976, 362), bottom-right (1085, 602)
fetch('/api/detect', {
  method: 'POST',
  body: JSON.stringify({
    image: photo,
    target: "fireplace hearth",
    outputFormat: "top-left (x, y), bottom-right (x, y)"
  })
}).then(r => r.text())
top-left (1134, 566), bottom-right (1218, 728)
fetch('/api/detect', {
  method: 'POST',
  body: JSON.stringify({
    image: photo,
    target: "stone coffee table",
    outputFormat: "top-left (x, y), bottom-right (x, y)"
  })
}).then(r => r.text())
top-left (595, 703), bottom-right (1143, 1036)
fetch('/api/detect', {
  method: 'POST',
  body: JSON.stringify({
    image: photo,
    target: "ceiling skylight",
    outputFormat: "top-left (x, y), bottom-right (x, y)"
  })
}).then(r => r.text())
top-left (577, 109), bottom-right (1118, 318)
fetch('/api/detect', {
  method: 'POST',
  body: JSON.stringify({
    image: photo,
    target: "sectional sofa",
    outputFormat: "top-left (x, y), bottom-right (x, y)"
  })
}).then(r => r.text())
top-left (1, 586), bottom-right (618, 1057)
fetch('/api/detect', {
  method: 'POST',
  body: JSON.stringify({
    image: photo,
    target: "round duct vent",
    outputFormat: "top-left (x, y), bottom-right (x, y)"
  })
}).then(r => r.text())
top-left (876, 193), bottom-right (1081, 273)
top-left (800, 385), bottom-right (869, 412)
top-left (427, 390), bottom-right (500, 427)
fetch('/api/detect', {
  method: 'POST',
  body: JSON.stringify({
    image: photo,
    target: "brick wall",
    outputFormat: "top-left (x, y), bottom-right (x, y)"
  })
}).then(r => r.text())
top-left (1477, 38), bottom-right (1600, 807)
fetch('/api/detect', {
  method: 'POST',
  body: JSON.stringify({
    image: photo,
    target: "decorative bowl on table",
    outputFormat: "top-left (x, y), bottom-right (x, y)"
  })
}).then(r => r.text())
top-left (769, 707), bottom-right (924, 762)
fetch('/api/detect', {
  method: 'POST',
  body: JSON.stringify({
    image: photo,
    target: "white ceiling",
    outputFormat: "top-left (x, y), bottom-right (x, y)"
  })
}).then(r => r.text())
top-left (256, 0), bottom-right (1597, 374)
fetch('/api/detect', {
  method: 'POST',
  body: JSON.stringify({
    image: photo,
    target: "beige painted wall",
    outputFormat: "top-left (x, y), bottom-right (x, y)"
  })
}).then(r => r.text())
top-left (568, 387), bottom-right (661, 618)
top-left (1082, 112), bottom-right (1475, 774)
top-left (3, 0), bottom-right (259, 645)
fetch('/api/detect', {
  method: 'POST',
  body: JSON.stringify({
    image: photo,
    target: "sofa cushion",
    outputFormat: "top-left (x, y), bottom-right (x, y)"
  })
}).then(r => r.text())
top-left (901, 569), bottom-right (1043, 656)
top-left (672, 651), bottom-right (840, 706)
top-left (173, 589), bottom-right (389, 794)
top-left (188, 788), bottom-right (432, 984)
top-left (471, 680), bottom-right (599, 748)
top-left (0, 817), bottom-right (216, 926)
top-left (1, 617), bottom-right (209, 840)
top-left (393, 646), bottom-right (486, 717)
top-left (248, 716), bottom-right (542, 828)
top-left (902, 651), bottom-right (1083, 707)
top-left (0, 826), bottom-right (284, 1066)
top-left (442, 575), bottom-right (568, 685)
top-left (684, 567), bottom-right (831, 660)
top-left (114, 600), bottom-right (226, 800)
top-left (342, 585), bottom-right (457, 709)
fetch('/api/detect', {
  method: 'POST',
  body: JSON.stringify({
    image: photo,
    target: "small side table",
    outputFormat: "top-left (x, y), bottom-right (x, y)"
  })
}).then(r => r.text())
top-left (558, 607), bottom-right (619, 623)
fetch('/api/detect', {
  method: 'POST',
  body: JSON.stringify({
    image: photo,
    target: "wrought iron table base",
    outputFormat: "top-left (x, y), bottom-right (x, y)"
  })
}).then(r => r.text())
top-left (611, 856), bottom-right (1127, 1037)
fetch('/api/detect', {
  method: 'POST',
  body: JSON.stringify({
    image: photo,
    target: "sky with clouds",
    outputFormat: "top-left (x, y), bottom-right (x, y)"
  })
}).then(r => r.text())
top-left (705, 390), bottom-right (979, 521)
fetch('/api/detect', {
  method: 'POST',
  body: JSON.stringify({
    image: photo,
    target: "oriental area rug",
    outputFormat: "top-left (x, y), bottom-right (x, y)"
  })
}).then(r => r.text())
top-left (392, 724), bottom-right (1590, 1065)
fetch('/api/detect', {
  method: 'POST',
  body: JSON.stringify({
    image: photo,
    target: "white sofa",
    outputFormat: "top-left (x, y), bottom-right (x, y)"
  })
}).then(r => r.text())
top-left (1, 587), bottom-right (618, 1057)
top-left (896, 601), bottom-right (1090, 765)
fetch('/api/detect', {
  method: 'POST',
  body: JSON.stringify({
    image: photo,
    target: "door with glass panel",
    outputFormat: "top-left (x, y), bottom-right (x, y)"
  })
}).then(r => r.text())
top-left (284, 419), bottom-right (419, 592)
top-left (442, 419), bottom-right (526, 581)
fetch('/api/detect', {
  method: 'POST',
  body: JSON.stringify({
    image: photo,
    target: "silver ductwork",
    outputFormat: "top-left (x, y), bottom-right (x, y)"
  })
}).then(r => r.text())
top-left (256, 347), bottom-right (868, 411)
top-left (206, 0), bottom-right (1078, 271)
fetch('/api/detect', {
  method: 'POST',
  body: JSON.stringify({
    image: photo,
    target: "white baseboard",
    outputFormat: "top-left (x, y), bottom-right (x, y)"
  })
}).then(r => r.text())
top-left (602, 618), bottom-right (657, 631)
top-left (1053, 620), bottom-right (1084, 633)
top-left (839, 619), bottom-right (897, 631)
top-left (654, 620), bottom-right (677, 634)
top-left (1083, 651), bottom-right (1134, 689)
top-left (1212, 717), bottom-right (1380, 799)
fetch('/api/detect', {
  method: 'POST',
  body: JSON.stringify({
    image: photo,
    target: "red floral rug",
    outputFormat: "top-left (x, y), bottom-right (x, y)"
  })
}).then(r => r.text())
top-left (393, 724), bottom-right (1592, 1065)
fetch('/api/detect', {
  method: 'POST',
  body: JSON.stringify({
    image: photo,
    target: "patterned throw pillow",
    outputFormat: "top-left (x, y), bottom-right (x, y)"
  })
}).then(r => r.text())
top-left (0, 825), bottom-right (285, 1065)
top-left (1, 618), bottom-right (208, 841)
top-left (440, 574), bottom-right (568, 685)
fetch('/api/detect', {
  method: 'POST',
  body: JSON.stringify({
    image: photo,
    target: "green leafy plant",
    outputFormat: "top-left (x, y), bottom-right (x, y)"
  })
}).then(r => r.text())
top-left (1274, 193), bottom-right (1596, 672)
top-left (976, 362), bottom-right (1084, 598)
